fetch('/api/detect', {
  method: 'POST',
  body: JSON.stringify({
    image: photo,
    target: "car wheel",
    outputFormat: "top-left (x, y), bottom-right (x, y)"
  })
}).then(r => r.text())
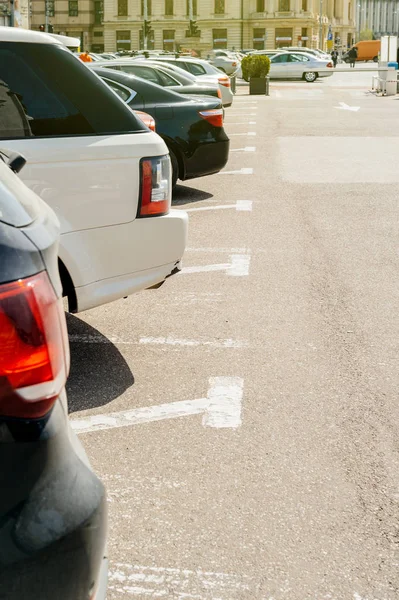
top-left (373, 56), bottom-right (378, 62)
top-left (169, 148), bottom-right (179, 189)
top-left (304, 71), bottom-right (317, 83)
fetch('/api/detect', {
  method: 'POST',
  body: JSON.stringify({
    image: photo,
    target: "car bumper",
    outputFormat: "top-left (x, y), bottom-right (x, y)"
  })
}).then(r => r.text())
top-left (59, 209), bottom-right (188, 312)
top-left (183, 138), bottom-right (230, 180)
top-left (0, 393), bottom-right (107, 600)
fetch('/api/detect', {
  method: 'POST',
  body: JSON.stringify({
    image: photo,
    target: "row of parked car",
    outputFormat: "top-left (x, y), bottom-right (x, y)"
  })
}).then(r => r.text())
top-left (0, 26), bottom-right (234, 599)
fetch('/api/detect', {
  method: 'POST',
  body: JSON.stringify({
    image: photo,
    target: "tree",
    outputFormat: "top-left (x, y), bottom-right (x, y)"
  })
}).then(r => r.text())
top-left (359, 28), bottom-right (373, 41)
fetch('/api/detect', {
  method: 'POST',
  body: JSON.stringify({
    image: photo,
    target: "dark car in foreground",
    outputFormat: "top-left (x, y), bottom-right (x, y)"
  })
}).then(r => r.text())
top-left (92, 67), bottom-right (230, 187)
top-left (0, 153), bottom-right (107, 600)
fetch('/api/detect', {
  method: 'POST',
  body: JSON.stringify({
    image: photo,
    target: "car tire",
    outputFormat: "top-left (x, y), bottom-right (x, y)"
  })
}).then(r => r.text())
top-left (373, 56), bottom-right (378, 62)
top-left (303, 71), bottom-right (317, 83)
top-left (169, 148), bottom-right (179, 189)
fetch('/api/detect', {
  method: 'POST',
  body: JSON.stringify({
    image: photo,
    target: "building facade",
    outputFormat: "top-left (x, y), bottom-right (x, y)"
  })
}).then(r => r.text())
top-left (29, 0), bottom-right (356, 53)
top-left (356, 0), bottom-right (399, 38)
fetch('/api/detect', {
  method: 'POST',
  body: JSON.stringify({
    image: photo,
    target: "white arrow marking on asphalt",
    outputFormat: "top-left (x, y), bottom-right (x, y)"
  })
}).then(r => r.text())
top-left (182, 254), bottom-right (251, 276)
top-left (185, 200), bottom-right (252, 213)
top-left (229, 132), bottom-right (257, 136)
top-left (218, 167), bottom-right (254, 175)
top-left (335, 101), bottom-right (360, 112)
top-left (230, 147), bottom-right (256, 152)
top-left (70, 377), bottom-right (244, 434)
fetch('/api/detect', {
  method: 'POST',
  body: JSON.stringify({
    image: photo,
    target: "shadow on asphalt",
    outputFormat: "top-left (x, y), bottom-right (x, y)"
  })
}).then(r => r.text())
top-left (172, 183), bottom-right (213, 206)
top-left (66, 314), bottom-right (134, 414)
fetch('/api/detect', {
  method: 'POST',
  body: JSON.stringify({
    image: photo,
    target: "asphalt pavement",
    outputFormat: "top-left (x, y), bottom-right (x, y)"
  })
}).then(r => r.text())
top-left (69, 68), bottom-right (399, 600)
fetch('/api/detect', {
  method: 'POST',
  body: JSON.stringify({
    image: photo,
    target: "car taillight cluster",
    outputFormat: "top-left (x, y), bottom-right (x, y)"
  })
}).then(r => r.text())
top-left (138, 155), bottom-right (171, 217)
top-left (0, 271), bottom-right (69, 419)
top-left (219, 76), bottom-right (231, 88)
top-left (327, 62), bottom-right (333, 68)
top-left (134, 110), bottom-right (156, 132)
top-left (199, 108), bottom-right (224, 128)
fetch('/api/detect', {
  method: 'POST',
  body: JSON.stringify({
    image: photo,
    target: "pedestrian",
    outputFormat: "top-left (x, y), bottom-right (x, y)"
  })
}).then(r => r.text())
top-left (348, 46), bottom-right (357, 68)
top-left (331, 48), bottom-right (338, 68)
top-left (79, 50), bottom-right (93, 63)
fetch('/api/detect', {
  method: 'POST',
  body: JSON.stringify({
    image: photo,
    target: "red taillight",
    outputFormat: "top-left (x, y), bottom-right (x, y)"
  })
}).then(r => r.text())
top-left (199, 108), bottom-right (224, 128)
top-left (217, 88), bottom-right (222, 99)
top-left (232, 61), bottom-right (237, 67)
top-left (218, 76), bottom-right (231, 88)
top-left (0, 272), bottom-right (69, 419)
top-left (134, 110), bottom-right (156, 132)
top-left (327, 62), bottom-right (333, 68)
top-left (139, 155), bottom-right (171, 217)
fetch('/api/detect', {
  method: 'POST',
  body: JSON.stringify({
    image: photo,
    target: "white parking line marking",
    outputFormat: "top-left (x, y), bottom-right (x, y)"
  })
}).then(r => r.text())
top-left (229, 132), bottom-right (256, 136)
top-left (182, 254), bottom-right (251, 276)
top-left (228, 121), bottom-right (257, 125)
top-left (228, 112), bottom-right (257, 116)
top-left (218, 167), bottom-right (254, 175)
top-left (230, 146), bottom-right (256, 152)
top-left (186, 247), bottom-right (250, 253)
top-left (108, 563), bottom-right (253, 598)
top-left (184, 200), bottom-right (252, 212)
top-left (139, 336), bottom-right (246, 348)
top-left (71, 377), bottom-right (244, 434)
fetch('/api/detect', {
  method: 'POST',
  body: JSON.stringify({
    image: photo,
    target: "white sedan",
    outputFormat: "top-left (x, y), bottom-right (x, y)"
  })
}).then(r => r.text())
top-left (269, 52), bottom-right (334, 82)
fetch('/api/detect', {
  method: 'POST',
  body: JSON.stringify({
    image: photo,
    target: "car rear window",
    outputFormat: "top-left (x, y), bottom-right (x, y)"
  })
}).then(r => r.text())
top-left (0, 42), bottom-right (147, 139)
top-left (186, 62), bottom-right (207, 76)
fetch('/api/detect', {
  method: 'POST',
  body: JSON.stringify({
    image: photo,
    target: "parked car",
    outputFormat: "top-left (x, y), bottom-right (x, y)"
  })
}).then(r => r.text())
top-left (93, 59), bottom-right (222, 101)
top-left (144, 59), bottom-right (233, 106)
top-left (146, 56), bottom-right (234, 106)
top-left (92, 67), bottom-right (230, 188)
top-left (0, 152), bottom-right (107, 600)
top-left (269, 52), bottom-right (334, 82)
top-left (208, 50), bottom-right (240, 75)
top-left (0, 27), bottom-right (188, 313)
top-left (343, 40), bottom-right (381, 62)
top-left (281, 47), bottom-right (330, 60)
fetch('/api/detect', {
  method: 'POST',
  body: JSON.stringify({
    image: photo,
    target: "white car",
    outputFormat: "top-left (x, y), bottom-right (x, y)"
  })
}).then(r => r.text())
top-left (208, 50), bottom-right (240, 76)
top-left (0, 27), bottom-right (188, 312)
top-left (269, 52), bottom-right (334, 82)
top-left (150, 56), bottom-right (234, 107)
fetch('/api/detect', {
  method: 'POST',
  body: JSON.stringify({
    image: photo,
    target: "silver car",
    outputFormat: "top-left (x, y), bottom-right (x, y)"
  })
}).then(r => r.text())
top-left (269, 52), bottom-right (334, 82)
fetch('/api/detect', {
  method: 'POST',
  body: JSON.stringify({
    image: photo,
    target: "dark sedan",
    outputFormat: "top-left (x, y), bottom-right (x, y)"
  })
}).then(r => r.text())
top-left (94, 59), bottom-right (222, 101)
top-left (0, 152), bottom-right (107, 599)
top-left (92, 67), bottom-right (230, 187)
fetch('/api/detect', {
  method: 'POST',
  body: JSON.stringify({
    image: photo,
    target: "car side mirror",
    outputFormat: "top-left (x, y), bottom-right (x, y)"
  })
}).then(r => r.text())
top-left (0, 149), bottom-right (27, 173)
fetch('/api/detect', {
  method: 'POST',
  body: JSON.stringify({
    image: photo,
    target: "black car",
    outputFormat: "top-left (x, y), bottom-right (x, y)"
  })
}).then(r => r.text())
top-left (92, 67), bottom-right (230, 187)
top-left (0, 153), bottom-right (107, 600)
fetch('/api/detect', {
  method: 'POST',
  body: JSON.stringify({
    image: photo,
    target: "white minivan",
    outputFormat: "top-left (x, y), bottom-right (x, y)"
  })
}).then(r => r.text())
top-left (0, 27), bottom-right (188, 312)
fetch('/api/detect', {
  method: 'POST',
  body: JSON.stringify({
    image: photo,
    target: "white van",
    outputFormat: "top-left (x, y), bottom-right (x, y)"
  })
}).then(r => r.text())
top-left (0, 27), bottom-right (188, 312)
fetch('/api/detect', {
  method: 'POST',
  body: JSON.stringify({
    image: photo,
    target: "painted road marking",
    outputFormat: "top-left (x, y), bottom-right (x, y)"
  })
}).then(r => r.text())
top-left (335, 101), bottom-right (360, 112)
top-left (182, 254), bottom-right (251, 276)
top-left (228, 112), bottom-right (257, 116)
top-left (108, 563), bottom-right (253, 598)
top-left (228, 121), bottom-right (257, 125)
top-left (230, 146), bottom-right (256, 152)
top-left (69, 334), bottom-right (247, 348)
top-left (71, 377), bottom-right (244, 434)
top-left (218, 167), bottom-right (254, 175)
top-left (186, 247), bottom-right (250, 253)
top-left (229, 132), bottom-right (256, 136)
top-left (185, 200), bottom-right (253, 213)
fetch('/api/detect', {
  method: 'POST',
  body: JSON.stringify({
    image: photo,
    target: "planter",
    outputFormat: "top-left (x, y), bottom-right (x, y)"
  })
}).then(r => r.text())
top-left (249, 77), bottom-right (266, 95)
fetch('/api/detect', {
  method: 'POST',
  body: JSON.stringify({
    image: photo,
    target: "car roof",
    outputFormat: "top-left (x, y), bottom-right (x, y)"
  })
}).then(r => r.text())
top-left (0, 26), bottom-right (61, 44)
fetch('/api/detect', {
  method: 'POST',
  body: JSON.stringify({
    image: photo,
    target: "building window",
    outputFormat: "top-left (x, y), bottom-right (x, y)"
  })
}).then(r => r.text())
top-left (93, 30), bottom-right (103, 37)
top-left (348, 1), bottom-right (351, 19)
top-left (165, 0), bottom-right (173, 15)
top-left (116, 29), bottom-right (131, 50)
top-left (163, 29), bottom-right (175, 51)
top-left (253, 28), bottom-right (265, 50)
top-left (94, 1), bottom-right (103, 24)
top-left (118, 0), bottom-right (127, 16)
top-left (278, 0), bottom-right (290, 12)
top-left (141, 0), bottom-right (152, 15)
top-left (275, 27), bottom-right (292, 46)
top-left (213, 28), bottom-right (227, 48)
top-left (302, 0), bottom-right (307, 10)
top-left (256, 0), bottom-right (265, 12)
top-left (46, 0), bottom-right (55, 17)
top-left (301, 27), bottom-right (308, 46)
top-left (186, 0), bottom-right (197, 16)
top-left (68, 1), bottom-right (78, 16)
top-left (214, 0), bottom-right (225, 15)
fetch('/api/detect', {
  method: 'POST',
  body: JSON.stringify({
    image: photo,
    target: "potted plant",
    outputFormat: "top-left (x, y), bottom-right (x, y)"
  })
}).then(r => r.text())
top-left (242, 54), bottom-right (271, 95)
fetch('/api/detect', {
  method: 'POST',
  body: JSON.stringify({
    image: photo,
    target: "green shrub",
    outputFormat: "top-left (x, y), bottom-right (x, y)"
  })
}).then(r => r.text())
top-left (241, 54), bottom-right (270, 81)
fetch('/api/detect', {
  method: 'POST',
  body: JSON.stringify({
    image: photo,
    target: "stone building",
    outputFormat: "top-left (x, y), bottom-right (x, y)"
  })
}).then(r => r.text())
top-left (356, 0), bottom-right (399, 39)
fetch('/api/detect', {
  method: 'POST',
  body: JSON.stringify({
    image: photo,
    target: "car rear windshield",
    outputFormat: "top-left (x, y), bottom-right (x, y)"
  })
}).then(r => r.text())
top-left (0, 42), bottom-right (147, 139)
